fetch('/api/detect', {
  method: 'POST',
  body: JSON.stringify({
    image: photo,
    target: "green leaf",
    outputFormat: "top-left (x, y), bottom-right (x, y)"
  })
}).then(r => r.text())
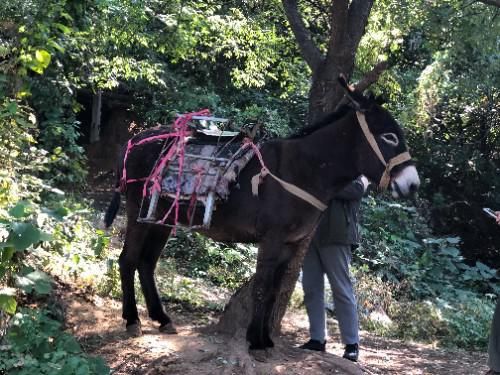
top-left (15, 270), bottom-right (52, 295)
top-left (90, 357), bottom-right (111, 374)
top-left (445, 237), bottom-right (461, 244)
top-left (440, 247), bottom-right (460, 257)
top-left (35, 49), bottom-right (51, 68)
top-left (8, 201), bottom-right (30, 218)
top-left (59, 334), bottom-right (82, 354)
top-left (9, 223), bottom-right (41, 251)
top-left (6, 101), bottom-right (18, 114)
top-left (54, 23), bottom-right (72, 34)
top-left (0, 294), bottom-right (17, 315)
top-left (0, 247), bottom-right (15, 261)
top-left (39, 231), bottom-right (53, 242)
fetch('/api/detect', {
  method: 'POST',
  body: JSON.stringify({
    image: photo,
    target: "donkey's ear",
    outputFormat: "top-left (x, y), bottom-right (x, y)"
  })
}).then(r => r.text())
top-left (337, 75), bottom-right (366, 112)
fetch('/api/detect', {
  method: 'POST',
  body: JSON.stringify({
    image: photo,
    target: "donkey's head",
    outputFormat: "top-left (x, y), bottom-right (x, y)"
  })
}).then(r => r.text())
top-left (338, 76), bottom-right (420, 198)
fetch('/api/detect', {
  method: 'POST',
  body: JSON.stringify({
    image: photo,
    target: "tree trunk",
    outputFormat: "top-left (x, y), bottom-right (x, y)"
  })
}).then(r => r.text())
top-left (217, 241), bottom-right (310, 336)
top-left (90, 90), bottom-right (102, 144)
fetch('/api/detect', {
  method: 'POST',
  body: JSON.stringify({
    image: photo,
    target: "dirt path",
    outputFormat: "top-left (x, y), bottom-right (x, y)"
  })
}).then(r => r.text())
top-left (60, 282), bottom-right (489, 375)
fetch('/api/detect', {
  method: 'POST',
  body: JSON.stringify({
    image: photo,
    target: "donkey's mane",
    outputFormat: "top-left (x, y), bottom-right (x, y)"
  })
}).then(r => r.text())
top-left (288, 105), bottom-right (352, 139)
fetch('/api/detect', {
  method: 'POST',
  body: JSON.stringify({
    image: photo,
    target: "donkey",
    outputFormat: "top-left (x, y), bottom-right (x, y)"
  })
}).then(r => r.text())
top-left (104, 77), bottom-right (420, 350)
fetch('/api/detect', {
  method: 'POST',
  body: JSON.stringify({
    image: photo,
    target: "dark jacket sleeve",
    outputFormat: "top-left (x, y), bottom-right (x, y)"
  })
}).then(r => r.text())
top-left (333, 177), bottom-right (365, 201)
top-left (311, 176), bottom-right (365, 246)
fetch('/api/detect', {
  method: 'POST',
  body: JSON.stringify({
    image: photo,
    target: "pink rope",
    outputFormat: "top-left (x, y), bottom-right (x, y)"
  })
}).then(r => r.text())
top-left (149, 109), bottom-right (211, 233)
top-left (242, 138), bottom-right (266, 170)
top-left (120, 133), bottom-right (180, 191)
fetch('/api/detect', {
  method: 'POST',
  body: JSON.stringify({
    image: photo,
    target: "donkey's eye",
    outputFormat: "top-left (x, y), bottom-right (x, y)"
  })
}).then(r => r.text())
top-left (380, 132), bottom-right (399, 146)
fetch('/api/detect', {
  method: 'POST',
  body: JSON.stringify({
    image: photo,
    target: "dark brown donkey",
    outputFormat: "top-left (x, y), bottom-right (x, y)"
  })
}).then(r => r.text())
top-left (104, 78), bottom-right (420, 350)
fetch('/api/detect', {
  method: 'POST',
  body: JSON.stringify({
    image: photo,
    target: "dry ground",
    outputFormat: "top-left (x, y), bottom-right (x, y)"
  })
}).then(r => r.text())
top-left (59, 282), bottom-right (489, 375)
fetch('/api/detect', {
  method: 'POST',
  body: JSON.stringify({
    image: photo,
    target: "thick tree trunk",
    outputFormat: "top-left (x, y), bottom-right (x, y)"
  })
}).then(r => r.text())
top-left (217, 241), bottom-right (310, 336)
top-left (308, 67), bottom-right (346, 124)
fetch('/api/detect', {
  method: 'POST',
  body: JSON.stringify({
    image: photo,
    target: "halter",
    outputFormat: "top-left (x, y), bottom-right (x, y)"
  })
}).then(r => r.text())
top-left (355, 111), bottom-right (412, 190)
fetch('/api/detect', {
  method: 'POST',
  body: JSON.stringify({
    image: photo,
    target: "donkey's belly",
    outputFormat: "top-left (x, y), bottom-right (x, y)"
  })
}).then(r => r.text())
top-left (199, 201), bottom-right (259, 243)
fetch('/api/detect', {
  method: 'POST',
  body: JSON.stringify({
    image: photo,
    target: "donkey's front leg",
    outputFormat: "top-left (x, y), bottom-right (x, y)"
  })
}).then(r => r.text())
top-left (246, 238), bottom-right (294, 350)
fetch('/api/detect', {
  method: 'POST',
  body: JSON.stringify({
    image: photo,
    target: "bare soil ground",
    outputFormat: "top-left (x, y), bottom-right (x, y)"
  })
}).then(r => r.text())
top-left (59, 281), bottom-right (489, 375)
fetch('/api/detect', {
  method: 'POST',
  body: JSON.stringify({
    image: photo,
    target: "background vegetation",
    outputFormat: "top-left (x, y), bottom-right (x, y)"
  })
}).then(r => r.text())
top-left (0, 1), bottom-right (498, 373)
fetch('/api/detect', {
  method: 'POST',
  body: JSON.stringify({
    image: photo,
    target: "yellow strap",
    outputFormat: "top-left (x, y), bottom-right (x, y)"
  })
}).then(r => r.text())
top-left (251, 167), bottom-right (327, 211)
top-left (379, 152), bottom-right (411, 189)
top-left (356, 112), bottom-right (412, 189)
top-left (356, 112), bottom-right (387, 167)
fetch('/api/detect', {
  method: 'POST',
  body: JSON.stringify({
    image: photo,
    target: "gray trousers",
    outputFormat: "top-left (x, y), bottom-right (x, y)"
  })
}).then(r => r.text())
top-left (489, 298), bottom-right (500, 371)
top-left (302, 242), bottom-right (359, 345)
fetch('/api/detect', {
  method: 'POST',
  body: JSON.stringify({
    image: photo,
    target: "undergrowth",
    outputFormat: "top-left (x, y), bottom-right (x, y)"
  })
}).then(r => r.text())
top-left (353, 196), bottom-right (498, 350)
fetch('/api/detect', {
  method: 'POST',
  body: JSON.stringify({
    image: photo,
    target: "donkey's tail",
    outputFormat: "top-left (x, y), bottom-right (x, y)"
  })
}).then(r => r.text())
top-left (104, 190), bottom-right (121, 228)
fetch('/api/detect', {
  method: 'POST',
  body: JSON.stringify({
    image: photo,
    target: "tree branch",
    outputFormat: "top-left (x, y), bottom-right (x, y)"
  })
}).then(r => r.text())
top-left (326, 0), bottom-right (349, 62)
top-left (347, 0), bottom-right (375, 52)
top-left (354, 60), bottom-right (389, 92)
top-left (333, 60), bottom-right (389, 112)
top-left (476, 0), bottom-right (500, 7)
top-left (282, 0), bottom-right (323, 71)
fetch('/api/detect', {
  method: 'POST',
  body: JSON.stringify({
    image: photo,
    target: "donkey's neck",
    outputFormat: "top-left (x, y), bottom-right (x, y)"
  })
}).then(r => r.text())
top-left (282, 111), bottom-right (361, 201)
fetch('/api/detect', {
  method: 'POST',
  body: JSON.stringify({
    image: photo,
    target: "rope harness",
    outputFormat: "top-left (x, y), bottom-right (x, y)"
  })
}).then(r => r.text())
top-left (355, 112), bottom-right (412, 190)
top-left (250, 111), bottom-right (412, 211)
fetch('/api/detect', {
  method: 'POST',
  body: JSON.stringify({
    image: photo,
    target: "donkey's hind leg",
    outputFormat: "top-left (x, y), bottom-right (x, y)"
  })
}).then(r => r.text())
top-left (119, 222), bottom-right (148, 336)
top-left (137, 226), bottom-right (176, 333)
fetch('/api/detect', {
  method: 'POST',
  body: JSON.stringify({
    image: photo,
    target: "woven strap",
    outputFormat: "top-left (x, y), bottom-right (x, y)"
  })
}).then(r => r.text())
top-left (355, 112), bottom-right (412, 189)
top-left (246, 140), bottom-right (327, 212)
top-left (251, 167), bottom-right (328, 211)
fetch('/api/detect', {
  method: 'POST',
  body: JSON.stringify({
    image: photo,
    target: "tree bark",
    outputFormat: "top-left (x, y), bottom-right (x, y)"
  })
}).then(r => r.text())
top-left (90, 90), bottom-right (102, 144)
top-left (217, 238), bottom-right (311, 338)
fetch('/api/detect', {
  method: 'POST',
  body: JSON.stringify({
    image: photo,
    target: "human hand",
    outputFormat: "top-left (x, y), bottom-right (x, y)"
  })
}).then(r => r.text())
top-left (360, 175), bottom-right (370, 191)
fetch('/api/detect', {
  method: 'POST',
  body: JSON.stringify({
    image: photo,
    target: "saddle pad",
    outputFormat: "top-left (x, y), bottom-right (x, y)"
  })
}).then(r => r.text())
top-left (160, 142), bottom-right (254, 201)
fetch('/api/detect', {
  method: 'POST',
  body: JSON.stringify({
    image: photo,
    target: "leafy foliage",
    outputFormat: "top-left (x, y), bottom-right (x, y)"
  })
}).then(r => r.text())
top-left (163, 230), bottom-right (256, 290)
top-left (0, 308), bottom-right (109, 375)
top-left (356, 196), bottom-right (498, 348)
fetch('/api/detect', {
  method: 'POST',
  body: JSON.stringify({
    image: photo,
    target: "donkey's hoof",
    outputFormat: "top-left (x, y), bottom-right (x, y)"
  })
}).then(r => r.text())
top-left (159, 322), bottom-right (178, 334)
top-left (249, 348), bottom-right (271, 362)
top-left (126, 323), bottom-right (142, 337)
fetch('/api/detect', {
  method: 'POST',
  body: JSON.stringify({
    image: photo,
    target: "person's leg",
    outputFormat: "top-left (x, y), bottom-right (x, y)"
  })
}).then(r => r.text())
top-left (301, 242), bottom-right (327, 344)
top-left (320, 244), bottom-right (359, 346)
top-left (488, 298), bottom-right (500, 372)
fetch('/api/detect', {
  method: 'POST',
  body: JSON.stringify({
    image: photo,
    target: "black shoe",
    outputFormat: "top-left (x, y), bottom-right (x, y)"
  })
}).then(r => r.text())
top-left (343, 343), bottom-right (359, 362)
top-left (299, 339), bottom-right (326, 352)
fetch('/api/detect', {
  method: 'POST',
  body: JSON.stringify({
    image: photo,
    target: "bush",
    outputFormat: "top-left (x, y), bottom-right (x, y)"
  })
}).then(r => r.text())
top-left (355, 196), bottom-right (498, 350)
top-left (163, 230), bottom-right (256, 290)
top-left (0, 308), bottom-right (109, 375)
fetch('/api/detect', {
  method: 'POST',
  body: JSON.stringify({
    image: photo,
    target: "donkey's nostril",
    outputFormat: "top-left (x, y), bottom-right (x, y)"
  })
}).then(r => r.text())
top-left (409, 182), bottom-right (419, 194)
